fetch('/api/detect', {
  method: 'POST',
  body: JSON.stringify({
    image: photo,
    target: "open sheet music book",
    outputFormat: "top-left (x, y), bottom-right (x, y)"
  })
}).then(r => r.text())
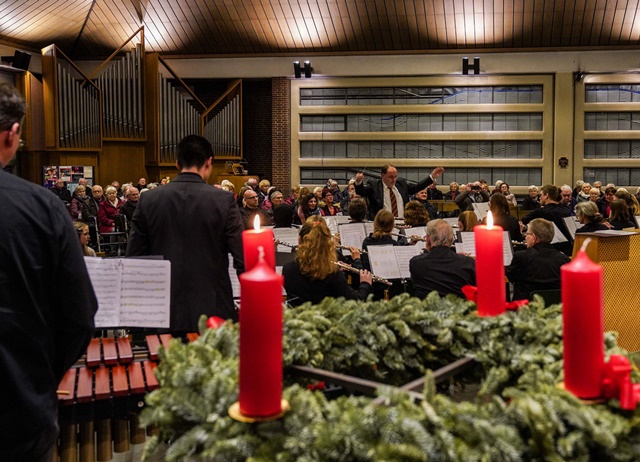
top-left (273, 227), bottom-right (300, 252)
top-left (457, 231), bottom-right (514, 266)
top-left (563, 216), bottom-right (584, 240)
top-left (84, 257), bottom-right (171, 328)
top-left (550, 223), bottom-right (569, 244)
top-left (472, 202), bottom-right (490, 222)
top-left (227, 254), bottom-right (285, 298)
top-left (366, 244), bottom-right (424, 279)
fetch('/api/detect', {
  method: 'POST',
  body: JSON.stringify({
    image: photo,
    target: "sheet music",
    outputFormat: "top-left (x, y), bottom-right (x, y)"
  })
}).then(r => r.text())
top-left (394, 245), bottom-right (423, 278)
top-left (472, 202), bottom-right (490, 221)
top-left (366, 245), bottom-right (402, 279)
top-left (456, 231), bottom-right (513, 265)
top-left (85, 257), bottom-right (171, 328)
top-left (404, 226), bottom-right (427, 241)
top-left (364, 222), bottom-right (375, 236)
top-left (273, 227), bottom-right (299, 252)
top-left (119, 260), bottom-right (171, 328)
top-left (591, 230), bottom-right (638, 236)
top-left (338, 223), bottom-right (367, 254)
top-left (324, 216), bottom-right (339, 235)
top-left (228, 254), bottom-right (241, 298)
top-left (563, 216), bottom-right (584, 240)
top-left (442, 217), bottom-right (459, 228)
top-left (551, 223), bottom-right (568, 243)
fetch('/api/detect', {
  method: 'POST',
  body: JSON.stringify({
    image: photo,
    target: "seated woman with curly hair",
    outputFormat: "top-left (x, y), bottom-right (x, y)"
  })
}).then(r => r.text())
top-left (283, 216), bottom-right (372, 307)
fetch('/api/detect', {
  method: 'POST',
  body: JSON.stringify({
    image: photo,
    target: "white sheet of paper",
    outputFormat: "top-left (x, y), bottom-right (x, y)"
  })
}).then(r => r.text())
top-left (364, 222), bottom-right (375, 236)
top-left (338, 223), bottom-right (368, 254)
top-left (591, 229), bottom-right (639, 236)
top-left (366, 245), bottom-right (402, 279)
top-left (85, 257), bottom-right (171, 328)
top-left (457, 231), bottom-right (512, 266)
top-left (229, 254), bottom-right (241, 298)
top-left (324, 216), bottom-right (339, 235)
top-left (119, 260), bottom-right (171, 328)
top-left (472, 202), bottom-right (490, 221)
top-left (443, 217), bottom-right (459, 228)
top-left (551, 223), bottom-right (568, 243)
top-left (273, 227), bottom-right (299, 253)
top-left (394, 245), bottom-right (424, 278)
top-left (403, 226), bottom-right (427, 242)
top-left (563, 216), bottom-right (584, 240)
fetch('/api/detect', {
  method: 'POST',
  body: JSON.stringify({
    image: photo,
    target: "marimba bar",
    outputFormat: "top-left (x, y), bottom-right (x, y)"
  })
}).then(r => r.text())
top-left (56, 334), bottom-right (181, 462)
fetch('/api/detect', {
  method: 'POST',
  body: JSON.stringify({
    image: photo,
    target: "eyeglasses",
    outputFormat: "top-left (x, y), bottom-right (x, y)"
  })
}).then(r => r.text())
top-left (524, 232), bottom-right (535, 237)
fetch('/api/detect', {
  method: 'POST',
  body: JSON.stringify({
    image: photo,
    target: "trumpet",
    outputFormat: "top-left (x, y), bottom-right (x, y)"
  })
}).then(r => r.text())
top-left (389, 232), bottom-right (427, 242)
top-left (335, 244), bottom-right (367, 254)
top-left (332, 261), bottom-right (393, 286)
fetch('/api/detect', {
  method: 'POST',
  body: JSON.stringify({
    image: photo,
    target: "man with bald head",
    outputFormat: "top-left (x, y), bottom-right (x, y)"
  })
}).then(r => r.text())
top-left (355, 164), bottom-right (444, 220)
top-left (120, 186), bottom-right (140, 222)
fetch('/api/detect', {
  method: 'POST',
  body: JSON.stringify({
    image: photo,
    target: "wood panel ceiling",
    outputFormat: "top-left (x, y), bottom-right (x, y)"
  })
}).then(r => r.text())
top-left (1, 0), bottom-right (640, 60)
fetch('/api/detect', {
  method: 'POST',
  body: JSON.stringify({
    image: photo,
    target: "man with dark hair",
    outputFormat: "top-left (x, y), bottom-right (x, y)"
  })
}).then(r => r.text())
top-left (506, 218), bottom-right (570, 300)
top-left (127, 134), bottom-right (245, 331)
top-left (409, 219), bottom-right (475, 299)
top-left (0, 83), bottom-right (97, 462)
top-left (51, 178), bottom-right (72, 203)
top-left (355, 164), bottom-right (444, 220)
top-left (521, 184), bottom-right (573, 255)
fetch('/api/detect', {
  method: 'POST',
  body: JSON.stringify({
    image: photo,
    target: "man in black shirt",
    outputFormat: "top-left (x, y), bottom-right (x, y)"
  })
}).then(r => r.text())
top-left (0, 83), bottom-right (97, 462)
top-left (521, 184), bottom-right (573, 255)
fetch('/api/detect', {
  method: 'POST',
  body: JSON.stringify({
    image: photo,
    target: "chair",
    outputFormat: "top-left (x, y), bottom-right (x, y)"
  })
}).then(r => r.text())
top-left (529, 289), bottom-right (561, 307)
top-left (97, 214), bottom-right (128, 256)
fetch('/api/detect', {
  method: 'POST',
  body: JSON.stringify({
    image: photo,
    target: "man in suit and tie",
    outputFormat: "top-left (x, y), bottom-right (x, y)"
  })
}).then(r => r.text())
top-left (355, 164), bottom-right (444, 220)
top-left (127, 135), bottom-right (245, 332)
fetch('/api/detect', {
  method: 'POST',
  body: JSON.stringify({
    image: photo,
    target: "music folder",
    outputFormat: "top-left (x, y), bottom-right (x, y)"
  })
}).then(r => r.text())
top-left (366, 244), bottom-right (424, 280)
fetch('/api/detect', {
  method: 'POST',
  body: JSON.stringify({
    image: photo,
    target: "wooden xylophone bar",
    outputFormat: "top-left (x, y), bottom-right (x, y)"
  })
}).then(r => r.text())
top-left (56, 333), bottom-right (194, 462)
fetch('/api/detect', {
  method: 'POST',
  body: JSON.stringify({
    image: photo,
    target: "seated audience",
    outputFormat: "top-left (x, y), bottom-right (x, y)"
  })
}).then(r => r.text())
top-left (608, 199), bottom-right (636, 230)
top-left (51, 179), bottom-right (72, 203)
top-left (320, 188), bottom-right (340, 216)
top-left (493, 182), bottom-right (517, 206)
top-left (506, 218), bottom-right (571, 300)
top-left (409, 219), bottom-right (475, 299)
top-left (73, 222), bottom-right (96, 257)
top-left (240, 188), bottom-right (271, 229)
top-left (443, 182), bottom-right (459, 201)
top-left (82, 184), bottom-right (104, 223)
top-left (284, 185), bottom-right (301, 207)
top-left (220, 179), bottom-right (236, 196)
top-left (426, 181), bottom-right (443, 200)
top-left (258, 179), bottom-right (270, 206)
top-left (411, 188), bottom-right (438, 219)
top-left (294, 193), bottom-right (321, 225)
top-left (283, 216), bottom-right (372, 306)
top-left (576, 182), bottom-right (592, 203)
top-left (596, 186), bottom-right (616, 219)
top-left (97, 186), bottom-right (123, 233)
top-left (70, 185), bottom-right (88, 221)
top-left (455, 181), bottom-right (490, 212)
top-left (265, 190), bottom-right (285, 222)
top-left (559, 184), bottom-right (577, 216)
top-left (486, 193), bottom-right (523, 241)
top-left (120, 187), bottom-right (139, 222)
top-left (575, 201), bottom-right (609, 234)
top-left (522, 185), bottom-right (541, 210)
top-left (326, 179), bottom-right (343, 204)
top-left (340, 181), bottom-right (358, 210)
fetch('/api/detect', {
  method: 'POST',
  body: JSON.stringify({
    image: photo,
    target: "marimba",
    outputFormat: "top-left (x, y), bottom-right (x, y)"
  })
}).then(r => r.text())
top-left (56, 333), bottom-right (198, 462)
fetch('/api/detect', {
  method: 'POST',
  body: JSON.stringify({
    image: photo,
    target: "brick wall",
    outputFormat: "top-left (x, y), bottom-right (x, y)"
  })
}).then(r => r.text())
top-left (271, 77), bottom-right (291, 193)
top-left (242, 80), bottom-right (272, 183)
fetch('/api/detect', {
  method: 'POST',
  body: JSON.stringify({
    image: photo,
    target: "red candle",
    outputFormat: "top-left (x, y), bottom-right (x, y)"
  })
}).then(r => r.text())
top-left (561, 242), bottom-right (604, 398)
top-left (238, 250), bottom-right (284, 417)
top-left (475, 212), bottom-right (506, 316)
top-left (242, 215), bottom-right (275, 271)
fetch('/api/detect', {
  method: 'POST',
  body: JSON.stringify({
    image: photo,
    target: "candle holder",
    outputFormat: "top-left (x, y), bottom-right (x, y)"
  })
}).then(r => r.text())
top-left (461, 285), bottom-right (528, 315)
top-left (555, 382), bottom-right (606, 405)
top-left (228, 399), bottom-right (291, 423)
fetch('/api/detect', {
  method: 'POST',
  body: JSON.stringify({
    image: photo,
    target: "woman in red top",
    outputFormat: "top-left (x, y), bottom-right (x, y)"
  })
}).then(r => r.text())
top-left (98, 185), bottom-right (123, 233)
top-left (320, 189), bottom-right (340, 216)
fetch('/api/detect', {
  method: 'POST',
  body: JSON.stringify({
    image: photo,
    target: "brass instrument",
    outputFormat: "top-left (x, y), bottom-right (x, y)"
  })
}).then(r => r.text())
top-left (332, 261), bottom-right (393, 286)
top-left (336, 244), bottom-right (367, 254)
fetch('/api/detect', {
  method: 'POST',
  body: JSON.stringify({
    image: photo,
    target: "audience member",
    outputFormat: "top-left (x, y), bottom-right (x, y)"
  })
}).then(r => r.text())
top-left (136, 177), bottom-right (147, 191)
top-left (284, 185), bottom-right (301, 206)
top-left (596, 186), bottom-right (616, 219)
top-left (98, 185), bottom-right (123, 233)
top-left (127, 134), bottom-right (245, 330)
top-left (294, 193), bottom-right (321, 225)
top-left (426, 180), bottom-right (443, 200)
top-left (506, 218), bottom-right (570, 300)
top-left (574, 201), bottom-right (608, 233)
top-left (410, 219), bottom-right (475, 299)
top-left (320, 188), bottom-right (340, 216)
top-left (411, 188), bottom-right (438, 219)
top-left (559, 184), bottom-right (577, 216)
top-left (240, 188), bottom-right (271, 229)
top-left (283, 216), bottom-right (372, 307)
top-left (258, 179), bottom-right (270, 206)
top-left (0, 82), bottom-right (97, 462)
top-left (326, 179), bottom-right (343, 204)
top-left (340, 181), bottom-right (358, 210)
top-left (443, 182), bottom-right (459, 201)
top-left (51, 178), bottom-right (72, 203)
top-left (495, 182), bottom-right (517, 206)
top-left (576, 182), bottom-right (592, 203)
top-left (355, 164), bottom-right (444, 219)
top-left (82, 184), bottom-right (104, 223)
top-left (120, 187), bottom-right (139, 222)
top-left (522, 185), bottom-right (541, 210)
top-left (455, 181), bottom-right (490, 212)
top-left (70, 184), bottom-right (88, 221)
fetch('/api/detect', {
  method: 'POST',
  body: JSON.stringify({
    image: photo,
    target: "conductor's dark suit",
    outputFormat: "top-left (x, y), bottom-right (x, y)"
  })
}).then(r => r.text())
top-left (355, 175), bottom-right (434, 220)
top-left (127, 172), bottom-right (245, 331)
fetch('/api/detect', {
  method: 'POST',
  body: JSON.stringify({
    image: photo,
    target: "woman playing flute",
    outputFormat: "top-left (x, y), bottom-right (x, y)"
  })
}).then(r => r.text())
top-left (283, 216), bottom-right (373, 307)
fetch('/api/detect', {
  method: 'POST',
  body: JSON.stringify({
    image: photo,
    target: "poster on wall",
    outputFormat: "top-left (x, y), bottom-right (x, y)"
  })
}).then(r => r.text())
top-left (43, 165), bottom-right (94, 193)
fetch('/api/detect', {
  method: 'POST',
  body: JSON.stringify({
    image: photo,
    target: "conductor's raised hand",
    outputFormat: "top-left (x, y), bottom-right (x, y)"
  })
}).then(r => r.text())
top-left (431, 166), bottom-right (445, 178)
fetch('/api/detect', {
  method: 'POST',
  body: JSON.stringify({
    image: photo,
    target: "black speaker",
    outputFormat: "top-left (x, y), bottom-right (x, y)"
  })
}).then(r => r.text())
top-left (12, 51), bottom-right (31, 71)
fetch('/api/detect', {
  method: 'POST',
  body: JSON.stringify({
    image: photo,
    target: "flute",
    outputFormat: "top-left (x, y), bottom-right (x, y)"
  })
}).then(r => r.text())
top-left (274, 239), bottom-right (296, 249)
top-left (389, 232), bottom-right (427, 242)
top-left (335, 244), bottom-right (367, 254)
top-left (332, 261), bottom-right (393, 286)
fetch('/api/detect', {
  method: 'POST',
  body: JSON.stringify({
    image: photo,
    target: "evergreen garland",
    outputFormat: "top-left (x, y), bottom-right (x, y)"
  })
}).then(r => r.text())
top-left (139, 293), bottom-right (640, 461)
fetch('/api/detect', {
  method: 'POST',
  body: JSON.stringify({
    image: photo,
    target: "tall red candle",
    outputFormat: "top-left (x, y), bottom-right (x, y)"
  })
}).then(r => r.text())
top-left (242, 215), bottom-right (275, 271)
top-left (238, 250), bottom-right (284, 417)
top-left (475, 212), bottom-right (506, 316)
top-left (561, 242), bottom-right (604, 398)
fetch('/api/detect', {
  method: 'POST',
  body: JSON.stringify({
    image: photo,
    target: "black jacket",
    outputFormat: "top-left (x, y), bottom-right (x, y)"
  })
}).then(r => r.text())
top-left (506, 242), bottom-right (571, 301)
top-left (127, 172), bottom-right (245, 330)
top-left (0, 171), bottom-right (96, 452)
top-left (454, 189), bottom-right (490, 212)
top-left (521, 202), bottom-right (573, 254)
top-left (409, 246), bottom-right (476, 299)
top-left (356, 175), bottom-right (434, 220)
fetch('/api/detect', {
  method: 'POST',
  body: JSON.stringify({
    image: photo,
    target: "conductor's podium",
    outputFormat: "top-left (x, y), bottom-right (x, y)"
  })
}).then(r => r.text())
top-left (573, 230), bottom-right (640, 352)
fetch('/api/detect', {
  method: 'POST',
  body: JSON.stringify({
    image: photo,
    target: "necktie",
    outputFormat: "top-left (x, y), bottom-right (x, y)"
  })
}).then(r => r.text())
top-left (389, 187), bottom-right (398, 217)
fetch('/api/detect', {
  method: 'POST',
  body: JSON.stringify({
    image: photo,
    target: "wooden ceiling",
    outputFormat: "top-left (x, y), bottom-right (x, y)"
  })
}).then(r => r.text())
top-left (1, 0), bottom-right (640, 60)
